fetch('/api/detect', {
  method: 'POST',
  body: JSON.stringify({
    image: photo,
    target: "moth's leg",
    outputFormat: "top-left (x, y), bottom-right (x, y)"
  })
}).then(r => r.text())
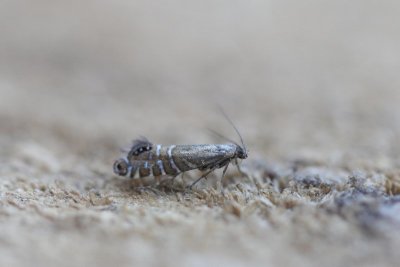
top-left (191, 158), bottom-right (232, 188)
top-left (235, 158), bottom-right (245, 175)
top-left (188, 158), bottom-right (231, 189)
top-left (216, 162), bottom-right (230, 193)
top-left (188, 168), bottom-right (216, 189)
top-left (221, 162), bottom-right (229, 182)
top-left (235, 158), bottom-right (251, 181)
top-left (158, 173), bottom-right (181, 191)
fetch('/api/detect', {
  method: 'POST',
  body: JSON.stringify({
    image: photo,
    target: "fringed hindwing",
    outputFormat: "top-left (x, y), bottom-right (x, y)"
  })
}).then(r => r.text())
top-left (129, 137), bottom-right (153, 157)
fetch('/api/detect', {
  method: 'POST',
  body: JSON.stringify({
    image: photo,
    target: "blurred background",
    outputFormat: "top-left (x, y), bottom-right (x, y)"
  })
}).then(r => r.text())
top-left (1, 0), bottom-right (400, 163)
top-left (2, 1), bottom-right (400, 267)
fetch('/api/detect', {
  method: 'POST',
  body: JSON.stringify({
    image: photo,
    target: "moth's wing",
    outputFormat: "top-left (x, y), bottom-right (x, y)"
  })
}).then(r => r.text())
top-left (129, 137), bottom-right (153, 157)
top-left (172, 144), bottom-right (236, 171)
top-left (132, 137), bottom-right (152, 148)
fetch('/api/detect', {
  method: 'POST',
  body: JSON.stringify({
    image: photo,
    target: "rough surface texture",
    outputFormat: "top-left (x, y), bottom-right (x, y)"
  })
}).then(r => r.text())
top-left (1, 1), bottom-right (400, 267)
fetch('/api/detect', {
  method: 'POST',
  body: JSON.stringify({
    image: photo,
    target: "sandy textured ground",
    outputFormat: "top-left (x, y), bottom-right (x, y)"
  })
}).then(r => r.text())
top-left (1, 1), bottom-right (400, 267)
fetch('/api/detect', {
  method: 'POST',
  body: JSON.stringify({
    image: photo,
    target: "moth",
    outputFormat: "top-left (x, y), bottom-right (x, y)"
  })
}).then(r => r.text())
top-left (113, 116), bottom-right (248, 188)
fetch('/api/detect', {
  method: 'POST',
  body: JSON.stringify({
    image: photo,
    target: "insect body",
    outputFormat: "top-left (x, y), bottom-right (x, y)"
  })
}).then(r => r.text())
top-left (114, 139), bottom-right (247, 187)
top-left (113, 111), bottom-right (248, 188)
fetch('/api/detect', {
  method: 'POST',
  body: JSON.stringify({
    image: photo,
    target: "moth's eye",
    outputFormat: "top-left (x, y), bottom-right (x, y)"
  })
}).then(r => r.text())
top-left (113, 159), bottom-right (129, 176)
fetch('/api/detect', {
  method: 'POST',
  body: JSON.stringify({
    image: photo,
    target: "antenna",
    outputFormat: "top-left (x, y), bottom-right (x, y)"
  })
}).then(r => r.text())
top-left (207, 128), bottom-right (240, 146)
top-left (217, 106), bottom-right (247, 153)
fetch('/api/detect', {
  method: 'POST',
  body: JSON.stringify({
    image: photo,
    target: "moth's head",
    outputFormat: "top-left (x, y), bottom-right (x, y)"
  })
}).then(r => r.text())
top-left (236, 145), bottom-right (248, 159)
top-left (113, 158), bottom-right (131, 176)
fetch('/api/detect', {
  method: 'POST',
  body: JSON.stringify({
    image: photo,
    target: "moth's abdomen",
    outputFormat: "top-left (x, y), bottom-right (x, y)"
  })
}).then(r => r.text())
top-left (129, 161), bottom-right (151, 178)
top-left (128, 145), bottom-right (180, 178)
